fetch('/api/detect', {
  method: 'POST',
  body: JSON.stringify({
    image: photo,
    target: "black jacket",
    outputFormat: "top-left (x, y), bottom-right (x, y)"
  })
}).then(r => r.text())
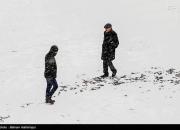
top-left (44, 51), bottom-right (57, 79)
top-left (101, 30), bottom-right (119, 61)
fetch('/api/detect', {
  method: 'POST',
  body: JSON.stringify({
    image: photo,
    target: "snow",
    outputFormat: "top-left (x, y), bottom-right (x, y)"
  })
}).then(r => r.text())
top-left (0, 0), bottom-right (180, 124)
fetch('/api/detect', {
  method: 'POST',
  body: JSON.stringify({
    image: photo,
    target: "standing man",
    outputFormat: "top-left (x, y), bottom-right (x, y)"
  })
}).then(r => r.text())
top-left (44, 45), bottom-right (59, 104)
top-left (101, 23), bottom-right (119, 78)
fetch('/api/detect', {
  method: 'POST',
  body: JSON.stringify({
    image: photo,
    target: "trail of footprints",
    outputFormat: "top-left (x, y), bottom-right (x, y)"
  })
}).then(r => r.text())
top-left (58, 67), bottom-right (180, 95)
top-left (19, 67), bottom-right (180, 109)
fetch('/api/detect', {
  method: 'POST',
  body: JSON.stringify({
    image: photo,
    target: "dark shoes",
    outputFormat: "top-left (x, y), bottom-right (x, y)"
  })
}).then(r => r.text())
top-left (112, 70), bottom-right (117, 77)
top-left (100, 74), bottom-right (109, 78)
top-left (46, 96), bottom-right (55, 104)
top-left (101, 70), bottom-right (117, 78)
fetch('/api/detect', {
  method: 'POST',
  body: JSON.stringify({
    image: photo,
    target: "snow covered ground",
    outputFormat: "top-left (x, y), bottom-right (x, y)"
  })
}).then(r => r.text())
top-left (0, 0), bottom-right (180, 124)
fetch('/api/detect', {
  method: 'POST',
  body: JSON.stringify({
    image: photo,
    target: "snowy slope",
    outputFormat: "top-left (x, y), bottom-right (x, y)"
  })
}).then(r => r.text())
top-left (0, 0), bottom-right (180, 124)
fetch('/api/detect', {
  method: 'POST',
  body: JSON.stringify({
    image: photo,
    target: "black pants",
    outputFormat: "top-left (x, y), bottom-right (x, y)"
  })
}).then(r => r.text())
top-left (46, 78), bottom-right (58, 98)
top-left (103, 60), bottom-right (117, 75)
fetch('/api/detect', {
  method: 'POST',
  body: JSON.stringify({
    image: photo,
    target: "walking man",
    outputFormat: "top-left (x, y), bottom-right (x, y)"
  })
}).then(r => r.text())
top-left (101, 23), bottom-right (119, 78)
top-left (44, 45), bottom-right (59, 104)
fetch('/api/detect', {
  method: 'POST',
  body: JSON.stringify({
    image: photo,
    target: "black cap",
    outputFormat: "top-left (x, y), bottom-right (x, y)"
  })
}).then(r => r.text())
top-left (50, 45), bottom-right (58, 52)
top-left (104, 23), bottom-right (112, 29)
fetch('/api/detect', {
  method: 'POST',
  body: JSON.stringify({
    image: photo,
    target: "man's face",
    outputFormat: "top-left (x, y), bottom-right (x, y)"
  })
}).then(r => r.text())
top-left (105, 27), bottom-right (112, 32)
top-left (53, 51), bottom-right (58, 56)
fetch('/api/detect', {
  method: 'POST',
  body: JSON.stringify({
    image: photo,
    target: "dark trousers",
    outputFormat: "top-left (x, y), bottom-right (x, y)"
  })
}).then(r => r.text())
top-left (46, 78), bottom-right (58, 98)
top-left (103, 60), bottom-right (117, 75)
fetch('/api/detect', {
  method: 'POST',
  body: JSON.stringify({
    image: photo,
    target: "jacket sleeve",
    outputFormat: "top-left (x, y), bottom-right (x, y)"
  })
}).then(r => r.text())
top-left (111, 33), bottom-right (119, 48)
top-left (45, 57), bottom-right (51, 74)
top-left (47, 58), bottom-right (56, 71)
top-left (45, 56), bottom-right (56, 75)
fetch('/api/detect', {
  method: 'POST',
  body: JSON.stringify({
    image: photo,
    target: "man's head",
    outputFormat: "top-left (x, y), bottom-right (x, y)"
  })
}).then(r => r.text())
top-left (50, 45), bottom-right (58, 56)
top-left (104, 23), bottom-right (112, 32)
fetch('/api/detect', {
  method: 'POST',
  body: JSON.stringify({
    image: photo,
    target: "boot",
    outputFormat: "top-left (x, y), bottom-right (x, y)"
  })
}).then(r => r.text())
top-left (46, 96), bottom-right (55, 104)
top-left (112, 70), bottom-right (117, 77)
top-left (100, 73), bottom-right (109, 78)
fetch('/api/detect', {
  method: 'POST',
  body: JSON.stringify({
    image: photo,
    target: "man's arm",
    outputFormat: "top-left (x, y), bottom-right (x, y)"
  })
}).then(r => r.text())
top-left (111, 33), bottom-right (119, 48)
top-left (45, 56), bottom-right (56, 76)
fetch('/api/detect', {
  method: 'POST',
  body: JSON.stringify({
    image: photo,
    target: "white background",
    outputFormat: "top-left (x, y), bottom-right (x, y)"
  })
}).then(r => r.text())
top-left (0, 0), bottom-right (180, 124)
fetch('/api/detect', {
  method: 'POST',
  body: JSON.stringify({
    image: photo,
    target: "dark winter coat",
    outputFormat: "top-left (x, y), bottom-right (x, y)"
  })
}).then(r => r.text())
top-left (44, 51), bottom-right (57, 79)
top-left (101, 30), bottom-right (119, 61)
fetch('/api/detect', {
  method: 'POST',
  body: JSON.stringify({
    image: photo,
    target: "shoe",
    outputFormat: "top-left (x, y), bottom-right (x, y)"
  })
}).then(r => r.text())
top-left (46, 97), bottom-right (55, 104)
top-left (112, 70), bottom-right (117, 77)
top-left (100, 74), bottom-right (109, 78)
